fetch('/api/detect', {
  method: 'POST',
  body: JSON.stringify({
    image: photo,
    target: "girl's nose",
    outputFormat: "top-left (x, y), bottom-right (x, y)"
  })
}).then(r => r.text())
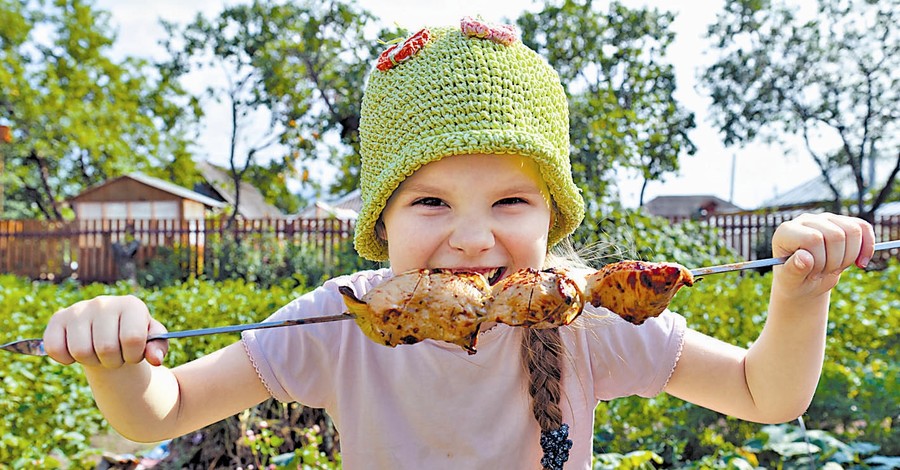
top-left (448, 217), bottom-right (495, 255)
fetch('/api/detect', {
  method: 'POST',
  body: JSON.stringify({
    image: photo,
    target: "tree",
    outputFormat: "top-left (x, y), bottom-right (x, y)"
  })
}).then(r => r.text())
top-left (160, 0), bottom-right (376, 217)
top-left (702, 0), bottom-right (899, 221)
top-left (517, 0), bottom-right (696, 211)
top-left (0, 0), bottom-right (199, 220)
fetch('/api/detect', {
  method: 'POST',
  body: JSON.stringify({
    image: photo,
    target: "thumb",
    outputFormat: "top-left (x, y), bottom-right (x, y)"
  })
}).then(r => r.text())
top-left (144, 318), bottom-right (169, 367)
top-left (777, 249), bottom-right (815, 285)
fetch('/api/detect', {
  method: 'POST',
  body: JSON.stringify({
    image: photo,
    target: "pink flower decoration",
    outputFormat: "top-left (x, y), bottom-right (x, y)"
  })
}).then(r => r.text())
top-left (460, 16), bottom-right (518, 46)
top-left (376, 28), bottom-right (431, 71)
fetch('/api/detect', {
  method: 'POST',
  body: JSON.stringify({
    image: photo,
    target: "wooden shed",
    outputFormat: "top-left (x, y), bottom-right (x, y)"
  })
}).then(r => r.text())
top-left (70, 172), bottom-right (225, 221)
top-left (62, 173), bottom-right (227, 281)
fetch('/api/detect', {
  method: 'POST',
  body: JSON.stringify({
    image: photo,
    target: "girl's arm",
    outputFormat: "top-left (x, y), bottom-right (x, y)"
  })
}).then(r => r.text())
top-left (43, 295), bottom-right (271, 442)
top-left (664, 213), bottom-right (875, 423)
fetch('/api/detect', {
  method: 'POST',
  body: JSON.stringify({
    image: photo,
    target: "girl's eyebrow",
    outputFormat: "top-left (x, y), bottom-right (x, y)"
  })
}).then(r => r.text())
top-left (501, 184), bottom-right (549, 195)
top-left (398, 181), bottom-right (548, 198)
top-left (394, 182), bottom-right (446, 196)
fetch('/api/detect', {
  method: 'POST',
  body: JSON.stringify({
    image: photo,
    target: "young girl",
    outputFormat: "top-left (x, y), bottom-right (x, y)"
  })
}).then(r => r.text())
top-left (43, 19), bottom-right (875, 470)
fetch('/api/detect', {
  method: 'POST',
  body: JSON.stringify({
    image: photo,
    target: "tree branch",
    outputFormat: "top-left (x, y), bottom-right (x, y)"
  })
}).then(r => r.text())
top-left (25, 149), bottom-right (63, 220)
top-left (800, 122), bottom-right (842, 205)
top-left (868, 149), bottom-right (900, 220)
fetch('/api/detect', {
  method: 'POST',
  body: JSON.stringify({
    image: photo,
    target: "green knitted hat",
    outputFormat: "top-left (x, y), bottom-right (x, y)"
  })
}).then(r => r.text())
top-left (355, 19), bottom-right (585, 261)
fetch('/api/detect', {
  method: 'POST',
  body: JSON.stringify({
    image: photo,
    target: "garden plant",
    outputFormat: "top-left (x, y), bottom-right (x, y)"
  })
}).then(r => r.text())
top-left (0, 214), bottom-right (897, 469)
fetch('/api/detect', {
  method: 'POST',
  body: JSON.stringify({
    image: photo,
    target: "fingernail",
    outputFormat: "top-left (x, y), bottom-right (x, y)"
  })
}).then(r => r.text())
top-left (859, 256), bottom-right (870, 268)
top-left (154, 349), bottom-right (164, 365)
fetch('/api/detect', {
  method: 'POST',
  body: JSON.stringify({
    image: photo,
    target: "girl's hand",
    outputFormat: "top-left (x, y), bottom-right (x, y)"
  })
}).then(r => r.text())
top-left (43, 295), bottom-right (169, 368)
top-left (771, 213), bottom-right (875, 300)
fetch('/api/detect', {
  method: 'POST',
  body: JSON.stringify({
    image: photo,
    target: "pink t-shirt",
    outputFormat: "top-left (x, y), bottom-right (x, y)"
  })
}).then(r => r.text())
top-left (241, 268), bottom-right (685, 469)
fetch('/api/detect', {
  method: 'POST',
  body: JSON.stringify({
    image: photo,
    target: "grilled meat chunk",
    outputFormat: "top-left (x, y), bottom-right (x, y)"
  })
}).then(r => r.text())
top-left (339, 269), bottom-right (491, 353)
top-left (489, 268), bottom-right (584, 329)
top-left (584, 260), bottom-right (694, 325)
top-left (339, 261), bottom-right (693, 353)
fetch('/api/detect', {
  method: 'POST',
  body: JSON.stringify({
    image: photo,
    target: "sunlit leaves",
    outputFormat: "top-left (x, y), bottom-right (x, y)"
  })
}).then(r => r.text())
top-left (518, 0), bottom-right (696, 209)
top-left (160, 0), bottom-right (376, 209)
top-left (0, 0), bottom-right (198, 220)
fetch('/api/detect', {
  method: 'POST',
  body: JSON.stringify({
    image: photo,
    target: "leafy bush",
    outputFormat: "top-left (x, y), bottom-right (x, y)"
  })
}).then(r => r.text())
top-left (594, 259), bottom-right (900, 467)
top-left (0, 275), bottom-right (132, 468)
top-left (2, 231), bottom-right (897, 468)
top-left (140, 232), bottom-right (379, 289)
top-left (573, 208), bottom-right (740, 267)
top-left (0, 275), bottom-right (342, 469)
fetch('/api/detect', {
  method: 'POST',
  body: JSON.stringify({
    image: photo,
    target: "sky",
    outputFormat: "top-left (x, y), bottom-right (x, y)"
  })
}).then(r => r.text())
top-left (92, 0), bottom-right (824, 210)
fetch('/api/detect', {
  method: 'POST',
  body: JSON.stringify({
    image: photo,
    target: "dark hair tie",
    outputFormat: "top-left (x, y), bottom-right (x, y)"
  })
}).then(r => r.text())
top-left (540, 423), bottom-right (573, 470)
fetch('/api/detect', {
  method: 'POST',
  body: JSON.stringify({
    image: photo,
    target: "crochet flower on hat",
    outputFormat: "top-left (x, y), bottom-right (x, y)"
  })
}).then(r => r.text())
top-left (376, 28), bottom-right (431, 71)
top-left (460, 16), bottom-right (518, 45)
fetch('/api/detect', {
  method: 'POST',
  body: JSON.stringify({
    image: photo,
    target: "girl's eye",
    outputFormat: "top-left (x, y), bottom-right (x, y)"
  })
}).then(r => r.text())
top-left (413, 197), bottom-right (446, 207)
top-left (495, 197), bottom-right (527, 206)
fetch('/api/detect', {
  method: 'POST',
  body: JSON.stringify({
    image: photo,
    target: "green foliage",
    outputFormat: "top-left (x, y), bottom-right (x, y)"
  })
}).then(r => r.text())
top-left (139, 231), bottom-right (379, 289)
top-left (0, 275), bottom-right (132, 467)
top-left (160, 398), bottom-right (339, 468)
top-left (518, 0), bottom-right (696, 207)
top-left (0, 0), bottom-right (199, 220)
top-left (594, 450), bottom-right (664, 469)
top-left (593, 259), bottom-right (900, 467)
top-left (572, 208), bottom-right (741, 268)
top-left (811, 263), bottom-right (900, 454)
top-left (0, 273), bottom-right (345, 468)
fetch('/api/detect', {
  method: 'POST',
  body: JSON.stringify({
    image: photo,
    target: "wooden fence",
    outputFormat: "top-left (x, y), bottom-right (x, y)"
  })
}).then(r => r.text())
top-left (0, 218), bottom-right (354, 283)
top-left (1, 214), bottom-right (898, 283)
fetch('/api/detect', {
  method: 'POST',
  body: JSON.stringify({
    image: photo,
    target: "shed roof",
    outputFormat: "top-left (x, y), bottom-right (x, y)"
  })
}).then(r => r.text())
top-left (762, 161), bottom-right (897, 210)
top-left (643, 195), bottom-right (743, 218)
top-left (195, 161), bottom-right (284, 219)
top-left (71, 172), bottom-right (225, 208)
top-left (876, 201), bottom-right (900, 216)
top-left (294, 189), bottom-right (360, 220)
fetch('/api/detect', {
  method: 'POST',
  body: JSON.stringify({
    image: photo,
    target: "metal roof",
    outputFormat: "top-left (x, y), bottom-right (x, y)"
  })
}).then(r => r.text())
top-left (762, 161), bottom-right (897, 209)
top-left (195, 161), bottom-right (285, 218)
top-left (643, 195), bottom-right (744, 217)
top-left (125, 172), bottom-right (226, 208)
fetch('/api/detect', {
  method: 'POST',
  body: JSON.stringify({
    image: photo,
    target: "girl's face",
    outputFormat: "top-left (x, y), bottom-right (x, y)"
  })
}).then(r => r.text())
top-left (380, 153), bottom-right (553, 283)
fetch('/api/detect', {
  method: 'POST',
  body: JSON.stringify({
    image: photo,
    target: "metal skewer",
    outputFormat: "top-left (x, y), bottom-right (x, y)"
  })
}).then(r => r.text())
top-left (4, 239), bottom-right (899, 357)
top-left (690, 239), bottom-right (900, 277)
top-left (1, 314), bottom-right (356, 357)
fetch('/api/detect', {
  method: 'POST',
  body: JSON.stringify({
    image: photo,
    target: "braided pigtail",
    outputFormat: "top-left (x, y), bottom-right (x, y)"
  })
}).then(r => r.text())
top-left (522, 327), bottom-right (572, 470)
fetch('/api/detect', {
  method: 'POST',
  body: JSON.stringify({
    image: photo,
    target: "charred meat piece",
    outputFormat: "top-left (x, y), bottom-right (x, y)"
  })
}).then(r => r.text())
top-left (489, 268), bottom-right (585, 329)
top-left (584, 260), bottom-right (694, 325)
top-left (339, 269), bottom-right (491, 353)
top-left (339, 261), bottom-right (693, 354)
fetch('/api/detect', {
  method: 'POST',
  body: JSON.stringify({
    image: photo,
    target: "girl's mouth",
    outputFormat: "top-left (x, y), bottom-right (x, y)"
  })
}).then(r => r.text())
top-left (484, 268), bottom-right (505, 285)
top-left (447, 267), bottom-right (506, 285)
top-left (450, 267), bottom-right (506, 285)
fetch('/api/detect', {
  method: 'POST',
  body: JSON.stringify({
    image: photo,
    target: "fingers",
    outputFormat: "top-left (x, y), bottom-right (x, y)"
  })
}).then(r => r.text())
top-left (144, 317), bottom-right (169, 367)
top-left (43, 309), bottom-right (76, 365)
top-left (855, 223), bottom-right (876, 269)
top-left (42, 295), bottom-right (162, 368)
top-left (772, 213), bottom-right (875, 282)
top-left (92, 310), bottom-right (125, 367)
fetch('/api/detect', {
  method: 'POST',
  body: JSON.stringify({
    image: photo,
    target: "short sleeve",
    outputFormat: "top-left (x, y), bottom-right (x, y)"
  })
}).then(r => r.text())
top-left (581, 307), bottom-right (686, 401)
top-left (241, 269), bottom-right (392, 406)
